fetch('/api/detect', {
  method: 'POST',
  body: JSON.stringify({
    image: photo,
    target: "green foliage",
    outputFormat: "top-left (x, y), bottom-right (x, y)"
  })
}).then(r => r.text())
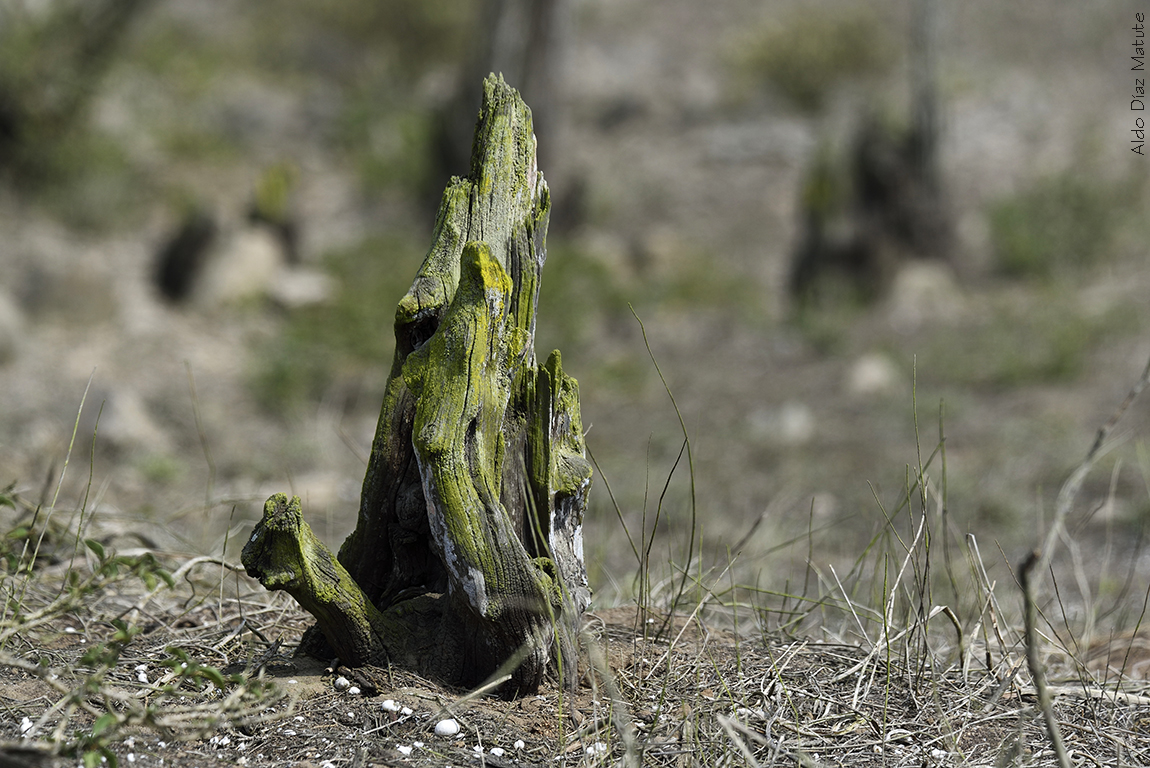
top-left (160, 646), bottom-right (242, 692)
top-left (0, 490), bottom-right (72, 576)
top-left (731, 7), bottom-right (894, 112)
top-left (252, 235), bottom-right (426, 412)
top-left (241, 0), bottom-right (476, 196)
top-left (137, 453), bottom-right (181, 486)
top-left (0, 0), bottom-right (155, 229)
top-left (917, 294), bottom-right (1135, 388)
top-left (253, 0), bottom-right (476, 78)
top-left (1, 489), bottom-right (283, 765)
top-left (536, 241), bottom-right (631, 353)
top-left (337, 97), bottom-right (436, 195)
top-left (13, 125), bottom-right (148, 232)
top-left (989, 170), bottom-right (1139, 278)
top-left (538, 239), bottom-right (765, 360)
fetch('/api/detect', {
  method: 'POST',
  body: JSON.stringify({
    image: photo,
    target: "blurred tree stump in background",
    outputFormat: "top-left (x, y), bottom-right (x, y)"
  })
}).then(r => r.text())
top-left (243, 74), bottom-right (591, 696)
top-left (789, 0), bottom-right (953, 307)
top-left (431, 0), bottom-right (580, 230)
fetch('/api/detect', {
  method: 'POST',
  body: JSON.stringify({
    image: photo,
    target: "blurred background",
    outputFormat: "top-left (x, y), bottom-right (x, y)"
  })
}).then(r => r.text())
top-left (0, 0), bottom-right (1148, 609)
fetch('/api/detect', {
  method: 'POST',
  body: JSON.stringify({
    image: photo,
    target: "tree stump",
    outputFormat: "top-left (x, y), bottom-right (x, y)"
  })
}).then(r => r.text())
top-left (242, 75), bottom-right (591, 696)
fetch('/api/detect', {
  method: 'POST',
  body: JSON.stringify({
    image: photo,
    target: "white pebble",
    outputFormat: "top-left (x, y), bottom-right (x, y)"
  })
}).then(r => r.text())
top-left (334, 676), bottom-right (350, 691)
top-left (401, 706), bottom-right (413, 716)
top-left (514, 740), bottom-right (525, 750)
top-left (397, 745), bottom-right (412, 756)
top-left (586, 742), bottom-right (607, 755)
top-left (20, 717), bottom-right (33, 734)
top-left (490, 747), bottom-right (505, 757)
top-left (413, 741), bottom-right (424, 748)
top-left (382, 699), bottom-right (401, 712)
top-left (434, 718), bottom-right (460, 736)
top-left (347, 686), bottom-right (361, 695)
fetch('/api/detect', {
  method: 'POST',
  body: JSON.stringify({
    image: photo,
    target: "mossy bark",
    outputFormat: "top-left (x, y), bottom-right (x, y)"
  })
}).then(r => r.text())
top-left (241, 74), bottom-right (590, 695)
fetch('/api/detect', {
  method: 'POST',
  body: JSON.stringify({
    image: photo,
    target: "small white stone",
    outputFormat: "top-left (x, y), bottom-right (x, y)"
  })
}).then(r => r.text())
top-left (294, 716), bottom-right (304, 722)
top-left (19, 717), bottom-right (33, 734)
top-left (413, 741), bottom-right (424, 748)
top-left (514, 740), bottom-right (525, 750)
top-left (931, 748), bottom-right (949, 759)
top-left (334, 676), bottom-right (351, 691)
top-left (397, 745), bottom-right (413, 756)
top-left (347, 686), bottom-right (361, 695)
top-left (846, 352), bottom-right (901, 397)
top-left (434, 718), bottom-right (460, 737)
top-left (382, 699), bottom-right (401, 712)
top-left (490, 747), bottom-right (505, 757)
top-left (586, 742), bottom-right (607, 755)
top-left (126, 755), bottom-right (135, 764)
top-left (401, 706), bottom-right (413, 716)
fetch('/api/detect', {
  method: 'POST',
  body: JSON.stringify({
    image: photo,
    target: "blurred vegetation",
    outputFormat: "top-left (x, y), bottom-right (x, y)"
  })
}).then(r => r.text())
top-left (538, 239), bottom-right (767, 359)
top-left (248, 0), bottom-right (478, 197)
top-left (915, 290), bottom-right (1137, 389)
top-left (0, 0), bottom-right (479, 227)
top-left (729, 6), bottom-right (895, 112)
top-left (252, 235), bottom-right (426, 413)
top-left (988, 169), bottom-right (1143, 279)
top-left (255, 228), bottom-right (767, 415)
top-left (0, 0), bottom-right (156, 228)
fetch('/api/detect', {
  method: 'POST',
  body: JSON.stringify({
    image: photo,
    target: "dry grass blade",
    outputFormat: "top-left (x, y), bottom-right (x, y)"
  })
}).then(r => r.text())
top-left (1019, 355), bottom-right (1150, 768)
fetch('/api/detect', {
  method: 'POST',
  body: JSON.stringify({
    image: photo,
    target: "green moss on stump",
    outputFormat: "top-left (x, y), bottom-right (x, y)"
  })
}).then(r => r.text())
top-left (241, 75), bottom-right (591, 696)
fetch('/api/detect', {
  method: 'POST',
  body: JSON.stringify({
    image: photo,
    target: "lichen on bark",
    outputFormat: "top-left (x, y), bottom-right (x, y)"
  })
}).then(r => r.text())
top-left (240, 74), bottom-right (590, 695)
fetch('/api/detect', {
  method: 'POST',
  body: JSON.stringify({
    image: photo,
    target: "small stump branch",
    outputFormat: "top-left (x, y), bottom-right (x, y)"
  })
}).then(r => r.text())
top-left (242, 75), bottom-right (591, 695)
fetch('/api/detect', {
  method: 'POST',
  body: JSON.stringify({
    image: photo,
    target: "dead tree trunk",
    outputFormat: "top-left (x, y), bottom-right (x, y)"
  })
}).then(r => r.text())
top-left (242, 75), bottom-right (591, 696)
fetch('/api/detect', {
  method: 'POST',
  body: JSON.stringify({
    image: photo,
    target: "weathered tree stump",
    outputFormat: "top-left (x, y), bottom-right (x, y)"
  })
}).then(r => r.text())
top-left (242, 75), bottom-right (591, 696)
